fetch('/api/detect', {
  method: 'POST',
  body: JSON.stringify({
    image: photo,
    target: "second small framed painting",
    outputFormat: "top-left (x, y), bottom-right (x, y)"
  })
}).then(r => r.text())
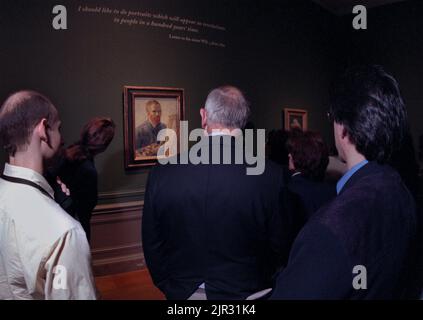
top-left (123, 86), bottom-right (184, 169)
top-left (284, 108), bottom-right (308, 131)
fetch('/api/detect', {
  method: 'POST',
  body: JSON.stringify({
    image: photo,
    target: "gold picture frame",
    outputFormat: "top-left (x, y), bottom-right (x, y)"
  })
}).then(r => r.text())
top-left (284, 108), bottom-right (308, 131)
top-left (123, 86), bottom-right (184, 169)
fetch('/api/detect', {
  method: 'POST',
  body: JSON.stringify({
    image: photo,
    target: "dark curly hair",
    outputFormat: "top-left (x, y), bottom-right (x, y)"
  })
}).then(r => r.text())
top-left (329, 65), bottom-right (408, 163)
top-left (66, 117), bottom-right (115, 162)
top-left (287, 130), bottom-right (329, 181)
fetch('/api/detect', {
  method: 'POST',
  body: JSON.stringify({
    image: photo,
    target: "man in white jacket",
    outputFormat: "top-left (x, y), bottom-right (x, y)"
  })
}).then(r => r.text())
top-left (0, 90), bottom-right (97, 299)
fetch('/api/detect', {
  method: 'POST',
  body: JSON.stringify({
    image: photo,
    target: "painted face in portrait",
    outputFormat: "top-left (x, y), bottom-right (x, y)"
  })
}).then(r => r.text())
top-left (290, 117), bottom-right (302, 130)
top-left (147, 102), bottom-right (162, 127)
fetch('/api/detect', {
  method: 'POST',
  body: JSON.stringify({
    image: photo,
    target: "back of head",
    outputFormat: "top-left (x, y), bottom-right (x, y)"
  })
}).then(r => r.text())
top-left (329, 65), bottom-right (408, 163)
top-left (0, 90), bottom-right (58, 157)
top-left (287, 129), bottom-right (329, 181)
top-left (205, 86), bottom-right (250, 129)
top-left (66, 117), bottom-right (115, 162)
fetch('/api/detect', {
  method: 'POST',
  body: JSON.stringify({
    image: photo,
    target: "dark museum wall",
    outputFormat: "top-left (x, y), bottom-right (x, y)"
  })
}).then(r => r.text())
top-left (0, 0), bottom-right (340, 198)
top-left (235, 1), bottom-right (340, 143)
top-left (338, 0), bottom-right (423, 158)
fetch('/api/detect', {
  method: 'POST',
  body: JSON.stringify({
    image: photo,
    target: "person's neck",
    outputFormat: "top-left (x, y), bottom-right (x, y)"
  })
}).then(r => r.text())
top-left (9, 151), bottom-right (44, 175)
top-left (206, 125), bottom-right (239, 135)
top-left (345, 150), bottom-right (366, 171)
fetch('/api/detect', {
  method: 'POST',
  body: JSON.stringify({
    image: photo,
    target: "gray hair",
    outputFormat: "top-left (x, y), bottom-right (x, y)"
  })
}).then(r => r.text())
top-left (204, 86), bottom-right (250, 129)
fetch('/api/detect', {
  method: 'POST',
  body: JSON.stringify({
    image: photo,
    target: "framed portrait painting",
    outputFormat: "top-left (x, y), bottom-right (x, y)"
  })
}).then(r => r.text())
top-left (123, 86), bottom-right (184, 169)
top-left (284, 108), bottom-right (308, 131)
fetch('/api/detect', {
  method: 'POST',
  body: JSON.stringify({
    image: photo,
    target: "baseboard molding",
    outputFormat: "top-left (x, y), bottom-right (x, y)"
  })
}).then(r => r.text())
top-left (92, 242), bottom-right (145, 276)
top-left (92, 201), bottom-right (143, 217)
top-left (90, 200), bottom-right (145, 276)
top-left (97, 189), bottom-right (145, 206)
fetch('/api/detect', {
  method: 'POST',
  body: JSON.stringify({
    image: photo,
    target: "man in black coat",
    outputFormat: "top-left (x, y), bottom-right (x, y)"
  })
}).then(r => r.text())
top-left (271, 65), bottom-right (420, 299)
top-left (142, 86), bottom-right (292, 300)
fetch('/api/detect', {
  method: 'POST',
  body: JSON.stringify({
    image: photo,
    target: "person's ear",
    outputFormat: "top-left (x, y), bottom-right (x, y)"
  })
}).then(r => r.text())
top-left (334, 122), bottom-right (346, 141)
top-left (341, 126), bottom-right (347, 139)
top-left (200, 108), bottom-right (207, 130)
top-left (36, 119), bottom-right (47, 141)
top-left (36, 118), bottom-right (51, 147)
top-left (288, 153), bottom-right (295, 171)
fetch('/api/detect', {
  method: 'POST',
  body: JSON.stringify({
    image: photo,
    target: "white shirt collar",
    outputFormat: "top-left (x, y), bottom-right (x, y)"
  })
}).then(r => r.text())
top-left (3, 163), bottom-right (54, 198)
top-left (208, 129), bottom-right (242, 137)
top-left (209, 131), bottom-right (230, 137)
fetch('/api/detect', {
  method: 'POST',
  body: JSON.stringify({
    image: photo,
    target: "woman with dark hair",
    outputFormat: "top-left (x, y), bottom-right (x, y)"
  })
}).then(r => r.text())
top-left (55, 117), bottom-right (115, 242)
top-left (286, 129), bottom-right (336, 224)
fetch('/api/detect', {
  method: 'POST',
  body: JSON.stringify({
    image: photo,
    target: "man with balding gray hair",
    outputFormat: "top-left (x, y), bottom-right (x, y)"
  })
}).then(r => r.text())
top-left (201, 86), bottom-right (249, 130)
top-left (142, 85), bottom-right (293, 300)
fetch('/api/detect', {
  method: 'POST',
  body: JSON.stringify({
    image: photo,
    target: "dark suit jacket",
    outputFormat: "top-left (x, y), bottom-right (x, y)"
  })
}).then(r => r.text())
top-left (271, 162), bottom-right (418, 299)
top-left (288, 174), bottom-right (336, 228)
top-left (142, 136), bottom-right (293, 300)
